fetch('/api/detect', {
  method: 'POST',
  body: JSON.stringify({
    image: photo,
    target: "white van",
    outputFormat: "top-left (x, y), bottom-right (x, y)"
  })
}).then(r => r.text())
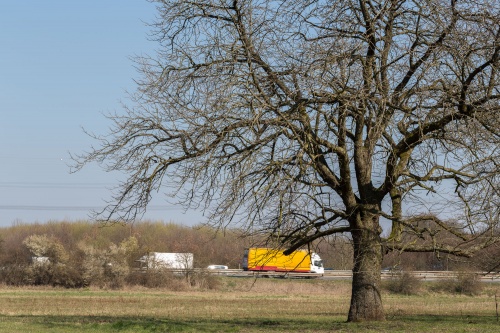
top-left (206, 265), bottom-right (228, 270)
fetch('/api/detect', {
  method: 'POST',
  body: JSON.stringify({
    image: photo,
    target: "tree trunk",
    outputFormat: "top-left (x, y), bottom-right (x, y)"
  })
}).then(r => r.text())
top-left (347, 216), bottom-right (385, 322)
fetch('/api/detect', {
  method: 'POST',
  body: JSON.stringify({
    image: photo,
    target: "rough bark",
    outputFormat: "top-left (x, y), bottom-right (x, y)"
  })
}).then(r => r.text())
top-left (348, 212), bottom-right (385, 321)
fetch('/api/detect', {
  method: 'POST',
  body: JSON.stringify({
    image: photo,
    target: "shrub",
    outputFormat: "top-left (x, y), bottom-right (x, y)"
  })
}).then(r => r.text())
top-left (0, 265), bottom-right (29, 286)
top-left (187, 270), bottom-right (221, 290)
top-left (432, 271), bottom-right (483, 296)
top-left (385, 271), bottom-right (422, 295)
top-left (23, 234), bottom-right (69, 264)
top-left (78, 238), bottom-right (136, 289)
top-left (455, 271), bottom-right (483, 295)
top-left (20, 262), bottom-right (86, 288)
top-left (25, 264), bottom-right (52, 285)
top-left (50, 264), bottom-right (86, 288)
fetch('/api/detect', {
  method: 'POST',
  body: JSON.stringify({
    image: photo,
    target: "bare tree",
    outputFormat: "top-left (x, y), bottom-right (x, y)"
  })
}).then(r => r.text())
top-left (74, 0), bottom-right (500, 321)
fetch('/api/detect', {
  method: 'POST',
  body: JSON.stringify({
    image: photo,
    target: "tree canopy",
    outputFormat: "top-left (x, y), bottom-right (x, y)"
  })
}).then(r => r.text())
top-left (75, 0), bottom-right (500, 321)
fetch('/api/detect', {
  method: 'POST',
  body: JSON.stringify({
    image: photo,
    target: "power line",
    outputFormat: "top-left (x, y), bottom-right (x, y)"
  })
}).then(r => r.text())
top-left (0, 205), bottom-right (100, 211)
top-left (0, 182), bottom-right (114, 189)
top-left (0, 205), bottom-right (180, 211)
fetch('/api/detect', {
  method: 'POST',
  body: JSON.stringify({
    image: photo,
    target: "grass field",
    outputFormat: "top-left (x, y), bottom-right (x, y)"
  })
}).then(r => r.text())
top-left (1, 278), bottom-right (500, 332)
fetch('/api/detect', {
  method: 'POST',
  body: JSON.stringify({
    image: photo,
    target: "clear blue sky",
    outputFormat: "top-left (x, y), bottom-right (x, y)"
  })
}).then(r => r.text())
top-left (0, 1), bottom-right (205, 226)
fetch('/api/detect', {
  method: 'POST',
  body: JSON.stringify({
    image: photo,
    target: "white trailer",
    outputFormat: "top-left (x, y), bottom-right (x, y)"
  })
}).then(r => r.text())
top-left (137, 252), bottom-right (194, 270)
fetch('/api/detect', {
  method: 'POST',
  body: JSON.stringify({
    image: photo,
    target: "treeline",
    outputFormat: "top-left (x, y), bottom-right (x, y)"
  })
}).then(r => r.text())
top-left (0, 220), bottom-right (342, 288)
top-left (0, 220), bottom-right (496, 289)
top-left (0, 221), bottom-right (247, 268)
top-left (0, 221), bottom-right (251, 288)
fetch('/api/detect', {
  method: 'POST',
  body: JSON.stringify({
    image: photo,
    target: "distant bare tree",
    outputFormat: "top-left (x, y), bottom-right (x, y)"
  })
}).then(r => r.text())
top-left (317, 235), bottom-right (354, 270)
top-left (74, 0), bottom-right (500, 321)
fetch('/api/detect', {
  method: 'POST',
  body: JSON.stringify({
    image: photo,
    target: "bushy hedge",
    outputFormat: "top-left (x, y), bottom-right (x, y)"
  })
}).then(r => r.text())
top-left (430, 271), bottom-right (483, 296)
top-left (0, 262), bottom-right (221, 291)
top-left (0, 222), bottom-right (245, 290)
top-left (0, 234), bottom-right (213, 290)
top-left (0, 233), bottom-right (220, 290)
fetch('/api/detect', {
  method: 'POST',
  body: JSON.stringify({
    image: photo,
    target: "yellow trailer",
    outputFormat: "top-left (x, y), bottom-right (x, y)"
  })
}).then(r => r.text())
top-left (242, 248), bottom-right (324, 274)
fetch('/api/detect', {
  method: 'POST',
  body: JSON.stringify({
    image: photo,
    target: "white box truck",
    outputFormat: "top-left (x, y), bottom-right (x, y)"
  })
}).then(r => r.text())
top-left (137, 252), bottom-right (194, 270)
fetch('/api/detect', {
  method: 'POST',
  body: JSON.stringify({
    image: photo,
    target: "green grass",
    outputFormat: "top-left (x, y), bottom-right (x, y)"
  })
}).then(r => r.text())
top-left (0, 279), bottom-right (499, 332)
top-left (0, 315), bottom-right (499, 332)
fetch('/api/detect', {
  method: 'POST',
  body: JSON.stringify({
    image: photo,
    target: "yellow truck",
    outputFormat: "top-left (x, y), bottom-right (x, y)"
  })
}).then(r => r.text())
top-left (242, 248), bottom-right (324, 274)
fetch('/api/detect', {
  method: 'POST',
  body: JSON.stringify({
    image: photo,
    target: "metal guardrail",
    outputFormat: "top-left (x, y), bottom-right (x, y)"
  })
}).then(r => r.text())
top-left (206, 269), bottom-right (500, 281)
top-left (138, 268), bottom-right (500, 281)
top-left (324, 270), bottom-right (500, 281)
top-left (387, 270), bottom-right (500, 282)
